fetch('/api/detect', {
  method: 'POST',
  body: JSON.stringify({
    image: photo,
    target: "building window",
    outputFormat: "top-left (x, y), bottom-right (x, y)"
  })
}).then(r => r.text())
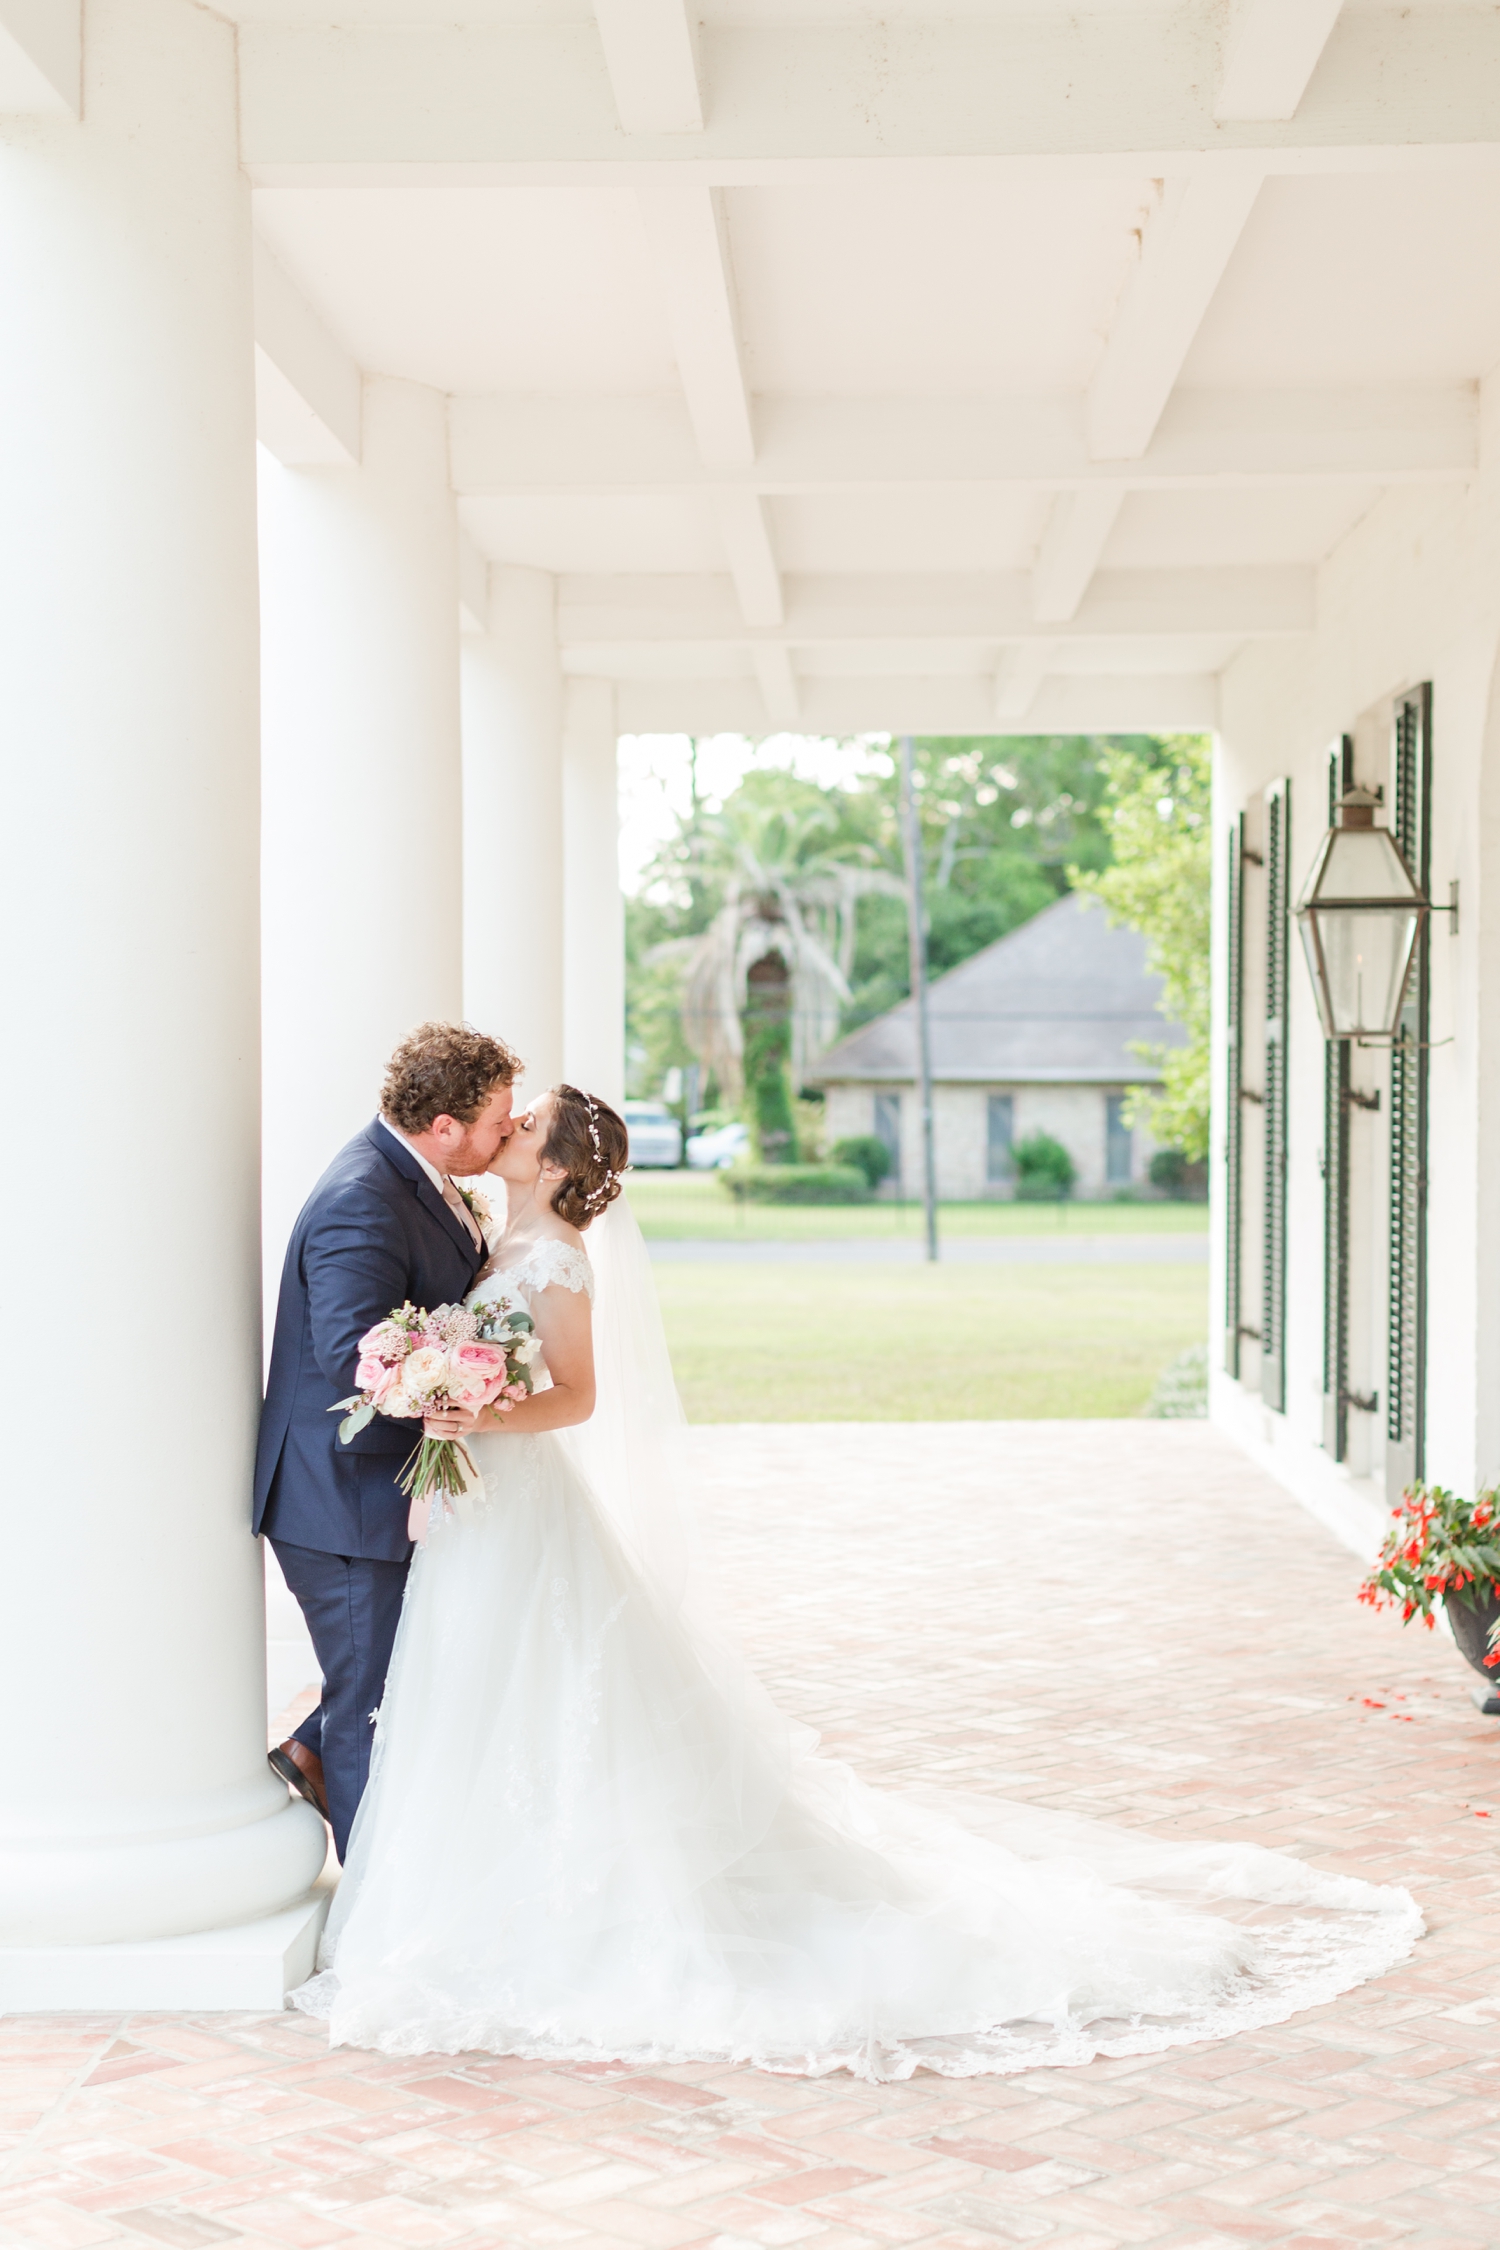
top-left (1105, 1094), bottom-right (1133, 1184)
top-left (874, 1092), bottom-right (902, 1182)
top-left (986, 1094), bottom-right (1014, 1184)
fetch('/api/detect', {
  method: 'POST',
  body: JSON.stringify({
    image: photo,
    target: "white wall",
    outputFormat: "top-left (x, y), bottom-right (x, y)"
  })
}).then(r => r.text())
top-left (1212, 372), bottom-right (1500, 1507)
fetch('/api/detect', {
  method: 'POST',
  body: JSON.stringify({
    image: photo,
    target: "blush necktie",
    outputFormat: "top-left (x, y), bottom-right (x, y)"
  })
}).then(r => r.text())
top-left (441, 1176), bottom-right (483, 1252)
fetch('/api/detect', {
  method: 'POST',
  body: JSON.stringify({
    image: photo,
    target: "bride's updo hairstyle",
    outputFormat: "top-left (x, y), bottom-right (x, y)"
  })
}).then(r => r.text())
top-left (541, 1085), bottom-right (630, 1230)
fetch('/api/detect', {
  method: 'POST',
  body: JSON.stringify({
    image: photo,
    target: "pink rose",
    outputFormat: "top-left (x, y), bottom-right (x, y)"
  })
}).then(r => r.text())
top-left (448, 1340), bottom-right (509, 1407)
top-left (356, 1353), bottom-right (400, 1401)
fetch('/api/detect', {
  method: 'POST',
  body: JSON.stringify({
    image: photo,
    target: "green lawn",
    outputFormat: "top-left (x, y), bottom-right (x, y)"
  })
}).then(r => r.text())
top-left (654, 1259), bottom-right (1208, 1421)
top-left (626, 1171), bottom-right (1209, 1243)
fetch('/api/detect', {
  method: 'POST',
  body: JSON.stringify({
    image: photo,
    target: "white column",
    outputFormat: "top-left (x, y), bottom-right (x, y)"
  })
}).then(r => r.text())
top-left (563, 680), bottom-right (626, 1107)
top-left (259, 378), bottom-right (464, 1273)
top-left (0, 0), bottom-right (325, 1976)
top-left (461, 565), bottom-right (565, 1093)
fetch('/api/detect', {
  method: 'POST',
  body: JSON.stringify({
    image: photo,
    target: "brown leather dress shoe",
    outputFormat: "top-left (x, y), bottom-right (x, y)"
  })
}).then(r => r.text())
top-left (269, 1739), bottom-right (328, 1821)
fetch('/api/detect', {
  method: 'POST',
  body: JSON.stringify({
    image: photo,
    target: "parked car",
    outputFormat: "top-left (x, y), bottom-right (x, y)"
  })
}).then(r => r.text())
top-left (623, 1100), bottom-right (683, 1168)
top-left (685, 1121), bottom-right (750, 1170)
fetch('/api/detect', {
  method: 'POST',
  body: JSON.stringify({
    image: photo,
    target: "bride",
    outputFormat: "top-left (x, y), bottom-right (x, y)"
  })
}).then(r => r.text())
top-left (294, 1083), bottom-right (1420, 2080)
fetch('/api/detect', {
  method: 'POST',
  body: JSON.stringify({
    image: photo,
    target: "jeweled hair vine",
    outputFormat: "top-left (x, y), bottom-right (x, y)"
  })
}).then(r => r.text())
top-left (543, 1085), bottom-right (630, 1230)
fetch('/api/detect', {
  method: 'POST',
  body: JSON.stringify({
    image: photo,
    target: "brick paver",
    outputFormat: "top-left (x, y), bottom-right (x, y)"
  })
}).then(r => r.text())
top-left (4, 1421), bottom-right (1498, 2250)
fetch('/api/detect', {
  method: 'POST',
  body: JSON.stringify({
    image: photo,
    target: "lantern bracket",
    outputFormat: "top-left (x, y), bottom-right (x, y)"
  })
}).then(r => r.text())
top-left (1352, 1034), bottom-right (1453, 1053)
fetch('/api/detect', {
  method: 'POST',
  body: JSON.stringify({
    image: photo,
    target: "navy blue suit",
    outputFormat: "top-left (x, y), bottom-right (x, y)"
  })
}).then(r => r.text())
top-left (255, 1120), bottom-right (486, 1852)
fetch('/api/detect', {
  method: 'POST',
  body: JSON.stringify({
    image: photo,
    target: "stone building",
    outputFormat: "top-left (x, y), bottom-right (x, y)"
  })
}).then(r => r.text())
top-left (810, 895), bottom-right (1177, 1200)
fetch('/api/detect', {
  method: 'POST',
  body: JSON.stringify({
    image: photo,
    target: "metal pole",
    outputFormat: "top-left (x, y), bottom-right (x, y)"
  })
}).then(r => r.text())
top-left (900, 734), bottom-right (939, 1263)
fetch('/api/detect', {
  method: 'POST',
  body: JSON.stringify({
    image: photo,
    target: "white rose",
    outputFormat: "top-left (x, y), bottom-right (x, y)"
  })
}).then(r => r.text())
top-left (382, 1384), bottom-right (419, 1420)
top-left (401, 1346), bottom-right (450, 1402)
top-left (514, 1336), bottom-right (542, 1365)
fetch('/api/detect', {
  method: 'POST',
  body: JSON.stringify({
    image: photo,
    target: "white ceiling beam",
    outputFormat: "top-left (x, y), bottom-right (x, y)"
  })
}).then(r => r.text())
top-left (993, 644), bottom-right (1057, 726)
top-left (634, 180), bottom-right (789, 634)
top-left (593, 0), bottom-right (701, 134)
top-left (714, 492), bottom-right (783, 627)
top-left (614, 672), bottom-right (1218, 739)
top-left (752, 645), bottom-right (801, 729)
top-left (1031, 491), bottom-right (1125, 626)
top-left (1217, 0), bottom-right (1345, 124)
top-left (559, 566), bottom-right (1314, 649)
top-left (0, 0), bottom-right (76, 113)
top-left (449, 385), bottom-right (1476, 499)
top-left (1087, 175), bottom-right (1263, 462)
top-left (636, 180), bottom-right (754, 474)
top-left (1022, 673), bottom-right (1218, 735)
top-left (239, 12), bottom-right (1500, 182)
top-left (252, 237), bottom-right (361, 466)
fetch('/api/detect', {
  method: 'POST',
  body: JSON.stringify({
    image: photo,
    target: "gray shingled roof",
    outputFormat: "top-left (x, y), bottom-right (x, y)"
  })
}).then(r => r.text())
top-left (809, 892), bottom-right (1181, 1086)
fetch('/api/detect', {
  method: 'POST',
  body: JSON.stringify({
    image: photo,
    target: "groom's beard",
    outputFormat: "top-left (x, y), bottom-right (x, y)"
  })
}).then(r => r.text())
top-left (452, 1127), bottom-right (512, 1176)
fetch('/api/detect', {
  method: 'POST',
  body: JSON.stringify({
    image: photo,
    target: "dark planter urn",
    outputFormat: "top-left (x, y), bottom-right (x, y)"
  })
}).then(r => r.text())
top-left (1444, 1585), bottom-right (1500, 1713)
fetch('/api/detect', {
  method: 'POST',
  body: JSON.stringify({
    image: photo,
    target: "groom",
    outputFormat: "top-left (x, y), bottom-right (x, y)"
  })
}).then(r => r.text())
top-left (254, 1020), bottom-right (520, 1858)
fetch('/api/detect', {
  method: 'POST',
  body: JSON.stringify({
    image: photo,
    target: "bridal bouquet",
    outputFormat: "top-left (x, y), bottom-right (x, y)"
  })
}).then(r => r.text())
top-left (332, 1297), bottom-right (540, 1516)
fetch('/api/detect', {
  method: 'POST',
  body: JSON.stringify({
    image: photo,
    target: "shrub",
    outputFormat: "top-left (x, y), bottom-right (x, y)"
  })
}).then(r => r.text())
top-left (1012, 1131), bottom-right (1076, 1202)
top-left (1143, 1343), bottom-right (1208, 1419)
top-left (832, 1134), bottom-right (892, 1191)
top-left (1149, 1146), bottom-right (1209, 1201)
top-left (719, 1162), bottom-right (871, 1206)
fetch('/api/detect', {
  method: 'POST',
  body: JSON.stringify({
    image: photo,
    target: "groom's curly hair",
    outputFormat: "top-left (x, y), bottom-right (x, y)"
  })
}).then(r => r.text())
top-left (381, 1022), bottom-right (521, 1133)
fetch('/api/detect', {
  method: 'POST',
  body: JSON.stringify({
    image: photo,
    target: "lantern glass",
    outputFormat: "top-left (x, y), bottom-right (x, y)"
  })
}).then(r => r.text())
top-left (1311, 824), bottom-right (1419, 905)
top-left (1298, 903), bottom-right (1420, 1039)
top-left (1294, 789), bottom-right (1428, 1040)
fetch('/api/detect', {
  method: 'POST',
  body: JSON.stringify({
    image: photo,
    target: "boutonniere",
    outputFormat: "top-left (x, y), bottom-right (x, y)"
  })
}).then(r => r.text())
top-left (458, 1184), bottom-right (495, 1236)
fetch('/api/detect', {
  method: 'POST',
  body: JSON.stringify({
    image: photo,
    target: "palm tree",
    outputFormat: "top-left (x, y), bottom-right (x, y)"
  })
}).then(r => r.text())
top-left (667, 794), bottom-right (899, 1157)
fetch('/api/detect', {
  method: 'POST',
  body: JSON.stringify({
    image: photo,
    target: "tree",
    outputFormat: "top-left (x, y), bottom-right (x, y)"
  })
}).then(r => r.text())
top-left (1071, 736), bottom-right (1212, 1162)
top-left (641, 774), bottom-right (899, 1156)
top-left (835, 734), bottom-right (1148, 1029)
top-left (625, 734), bottom-right (1192, 1126)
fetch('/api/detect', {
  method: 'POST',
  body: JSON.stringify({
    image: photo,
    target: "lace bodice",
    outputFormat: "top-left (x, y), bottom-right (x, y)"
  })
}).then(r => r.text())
top-left (471, 1236), bottom-right (594, 1313)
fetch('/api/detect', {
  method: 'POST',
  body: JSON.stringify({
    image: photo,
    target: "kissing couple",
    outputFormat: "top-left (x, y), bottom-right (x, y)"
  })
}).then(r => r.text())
top-left (258, 1021), bottom-right (1419, 2079)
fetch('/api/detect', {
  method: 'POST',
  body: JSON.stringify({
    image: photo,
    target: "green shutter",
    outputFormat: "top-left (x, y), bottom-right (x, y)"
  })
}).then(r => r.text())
top-left (1261, 779), bottom-right (1291, 1412)
top-left (1224, 814), bottom-right (1245, 1376)
top-left (1386, 686), bottom-right (1432, 1503)
top-left (1322, 738), bottom-right (1353, 1458)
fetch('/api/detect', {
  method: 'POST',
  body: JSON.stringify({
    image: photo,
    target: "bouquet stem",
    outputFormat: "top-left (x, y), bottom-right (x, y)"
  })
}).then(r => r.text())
top-left (398, 1435), bottom-right (479, 1505)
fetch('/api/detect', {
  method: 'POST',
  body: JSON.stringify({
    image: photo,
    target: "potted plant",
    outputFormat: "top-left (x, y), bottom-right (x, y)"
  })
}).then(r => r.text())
top-left (1358, 1483), bottom-right (1500, 1697)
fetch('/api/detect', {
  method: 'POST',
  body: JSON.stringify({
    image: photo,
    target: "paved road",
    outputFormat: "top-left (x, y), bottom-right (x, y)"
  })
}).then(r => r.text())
top-left (646, 1232), bottom-right (1208, 1263)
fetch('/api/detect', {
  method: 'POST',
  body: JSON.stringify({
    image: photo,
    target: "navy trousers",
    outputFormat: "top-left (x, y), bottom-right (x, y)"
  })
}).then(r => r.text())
top-left (271, 1538), bottom-right (410, 1860)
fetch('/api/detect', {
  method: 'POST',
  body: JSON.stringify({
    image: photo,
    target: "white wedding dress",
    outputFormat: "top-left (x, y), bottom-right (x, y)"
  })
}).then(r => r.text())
top-left (293, 1203), bottom-right (1420, 2081)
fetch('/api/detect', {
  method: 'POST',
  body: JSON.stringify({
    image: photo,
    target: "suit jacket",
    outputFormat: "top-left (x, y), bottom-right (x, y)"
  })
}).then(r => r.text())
top-left (254, 1121), bottom-right (488, 1560)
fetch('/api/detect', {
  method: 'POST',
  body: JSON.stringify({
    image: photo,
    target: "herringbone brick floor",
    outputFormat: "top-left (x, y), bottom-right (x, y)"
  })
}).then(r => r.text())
top-left (4, 1422), bottom-right (1499, 2250)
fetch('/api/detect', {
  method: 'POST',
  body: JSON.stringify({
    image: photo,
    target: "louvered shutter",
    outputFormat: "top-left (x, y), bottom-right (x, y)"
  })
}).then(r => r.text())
top-left (1224, 814), bottom-right (1245, 1376)
top-left (1386, 686), bottom-right (1432, 1502)
top-left (1261, 779), bottom-right (1291, 1412)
